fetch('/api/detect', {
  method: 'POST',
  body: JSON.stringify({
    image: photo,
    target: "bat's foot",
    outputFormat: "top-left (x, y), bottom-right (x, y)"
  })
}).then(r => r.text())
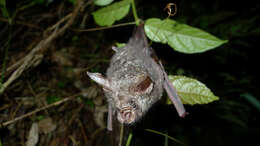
top-left (180, 112), bottom-right (189, 118)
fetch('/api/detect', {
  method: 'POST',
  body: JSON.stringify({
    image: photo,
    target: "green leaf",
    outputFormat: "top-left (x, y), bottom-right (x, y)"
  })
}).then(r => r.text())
top-left (57, 80), bottom-right (69, 89)
top-left (0, 0), bottom-right (5, 5)
top-left (68, 0), bottom-right (76, 5)
top-left (94, 0), bottom-right (114, 6)
top-left (115, 42), bottom-right (126, 47)
top-left (35, 0), bottom-right (44, 4)
top-left (36, 115), bottom-right (45, 121)
top-left (0, 0), bottom-right (10, 19)
top-left (241, 93), bottom-right (260, 111)
top-left (46, 96), bottom-right (62, 104)
top-left (84, 99), bottom-right (95, 108)
top-left (144, 18), bottom-right (228, 54)
top-left (168, 75), bottom-right (219, 105)
top-left (92, 0), bottom-right (131, 26)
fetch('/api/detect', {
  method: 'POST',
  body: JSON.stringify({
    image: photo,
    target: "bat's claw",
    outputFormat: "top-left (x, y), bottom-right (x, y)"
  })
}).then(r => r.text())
top-left (112, 46), bottom-right (119, 52)
top-left (180, 112), bottom-right (189, 118)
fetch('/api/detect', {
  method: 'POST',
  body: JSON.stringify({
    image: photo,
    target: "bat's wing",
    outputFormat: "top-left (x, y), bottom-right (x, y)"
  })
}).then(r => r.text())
top-left (131, 23), bottom-right (187, 117)
top-left (160, 61), bottom-right (186, 117)
top-left (107, 103), bottom-right (113, 131)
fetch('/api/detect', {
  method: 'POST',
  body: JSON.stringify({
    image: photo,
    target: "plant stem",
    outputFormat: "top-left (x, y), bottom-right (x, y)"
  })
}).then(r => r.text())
top-left (119, 123), bottom-right (124, 146)
top-left (1, 26), bottom-right (11, 83)
top-left (145, 129), bottom-right (184, 145)
top-left (131, 0), bottom-right (139, 25)
top-left (126, 132), bottom-right (133, 146)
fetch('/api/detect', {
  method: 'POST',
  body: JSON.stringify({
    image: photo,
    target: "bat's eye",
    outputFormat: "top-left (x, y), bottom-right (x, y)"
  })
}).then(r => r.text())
top-left (129, 75), bottom-right (153, 95)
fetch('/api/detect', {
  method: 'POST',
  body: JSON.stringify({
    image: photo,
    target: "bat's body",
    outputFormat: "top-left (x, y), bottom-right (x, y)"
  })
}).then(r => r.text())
top-left (87, 23), bottom-right (186, 131)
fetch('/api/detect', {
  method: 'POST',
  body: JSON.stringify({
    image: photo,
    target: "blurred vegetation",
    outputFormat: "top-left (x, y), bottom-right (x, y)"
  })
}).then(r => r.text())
top-left (0, 0), bottom-right (259, 146)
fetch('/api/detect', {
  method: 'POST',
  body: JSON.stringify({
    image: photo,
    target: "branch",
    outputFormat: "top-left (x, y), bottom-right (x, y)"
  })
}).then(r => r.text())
top-left (0, 0), bottom-right (84, 95)
top-left (0, 94), bottom-right (79, 127)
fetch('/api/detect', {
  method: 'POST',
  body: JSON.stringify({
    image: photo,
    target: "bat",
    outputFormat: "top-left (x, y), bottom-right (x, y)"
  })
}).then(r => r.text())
top-left (87, 22), bottom-right (186, 131)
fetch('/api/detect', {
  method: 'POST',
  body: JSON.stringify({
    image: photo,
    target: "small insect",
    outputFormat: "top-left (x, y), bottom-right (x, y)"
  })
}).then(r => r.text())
top-left (164, 3), bottom-right (177, 17)
top-left (87, 22), bottom-right (186, 131)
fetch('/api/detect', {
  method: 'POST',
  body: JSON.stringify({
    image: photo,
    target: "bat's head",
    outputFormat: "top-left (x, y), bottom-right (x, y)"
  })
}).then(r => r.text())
top-left (87, 72), bottom-right (154, 124)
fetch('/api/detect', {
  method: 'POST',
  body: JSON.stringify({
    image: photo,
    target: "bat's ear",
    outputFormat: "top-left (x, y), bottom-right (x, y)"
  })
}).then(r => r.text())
top-left (87, 72), bottom-right (112, 91)
top-left (129, 75), bottom-right (153, 95)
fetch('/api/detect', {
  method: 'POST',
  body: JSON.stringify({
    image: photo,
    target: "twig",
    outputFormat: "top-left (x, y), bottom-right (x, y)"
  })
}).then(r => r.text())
top-left (69, 135), bottom-right (79, 146)
top-left (77, 119), bottom-right (88, 144)
top-left (0, 17), bottom-right (42, 30)
top-left (0, 0), bottom-right (84, 95)
top-left (0, 54), bottom-right (43, 94)
top-left (118, 123), bottom-right (124, 146)
top-left (0, 104), bottom-right (10, 111)
top-left (0, 94), bottom-right (79, 127)
top-left (10, 102), bottom-right (23, 120)
top-left (0, 38), bottom-right (39, 78)
top-left (46, 13), bottom-right (73, 33)
top-left (0, 54), bottom-right (24, 78)
top-left (27, 81), bottom-right (49, 115)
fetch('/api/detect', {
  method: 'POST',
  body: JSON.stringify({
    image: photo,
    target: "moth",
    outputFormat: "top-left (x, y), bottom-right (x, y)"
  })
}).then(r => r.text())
top-left (87, 23), bottom-right (186, 131)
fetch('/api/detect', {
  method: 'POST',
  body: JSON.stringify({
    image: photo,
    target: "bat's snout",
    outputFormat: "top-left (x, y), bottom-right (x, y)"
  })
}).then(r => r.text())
top-left (117, 107), bottom-right (136, 124)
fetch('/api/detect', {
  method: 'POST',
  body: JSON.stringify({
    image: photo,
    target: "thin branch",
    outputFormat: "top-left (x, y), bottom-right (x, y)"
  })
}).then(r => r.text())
top-left (0, 93), bottom-right (80, 127)
top-left (0, 17), bottom-right (42, 30)
top-left (0, 0), bottom-right (84, 95)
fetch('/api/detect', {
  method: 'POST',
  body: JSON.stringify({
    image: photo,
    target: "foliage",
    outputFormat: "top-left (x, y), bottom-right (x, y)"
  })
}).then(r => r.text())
top-left (213, 100), bottom-right (251, 128)
top-left (83, 98), bottom-right (95, 108)
top-left (36, 115), bottom-right (45, 121)
top-left (94, 0), bottom-right (114, 6)
top-left (241, 93), bottom-right (260, 111)
top-left (67, 0), bottom-right (76, 5)
top-left (46, 95), bottom-right (62, 104)
top-left (115, 42), bottom-right (126, 48)
top-left (0, 0), bottom-right (9, 19)
top-left (57, 80), bottom-right (69, 89)
top-left (145, 18), bottom-right (227, 54)
top-left (92, 0), bottom-right (131, 26)
top-left (168, 75), bottom-right (219, 105)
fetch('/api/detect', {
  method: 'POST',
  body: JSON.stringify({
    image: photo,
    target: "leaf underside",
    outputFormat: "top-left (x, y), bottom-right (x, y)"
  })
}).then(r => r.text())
top-left (94, 0), bottom-right (114, 6)
top-left (168, 75), bottom-right (219, 105)
top-left (92, 0), bottom-right (131, 26)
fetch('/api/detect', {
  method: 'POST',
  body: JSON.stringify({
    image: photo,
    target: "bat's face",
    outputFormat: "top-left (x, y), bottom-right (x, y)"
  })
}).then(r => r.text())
top-left (87, 72), bottom-right (154, 124)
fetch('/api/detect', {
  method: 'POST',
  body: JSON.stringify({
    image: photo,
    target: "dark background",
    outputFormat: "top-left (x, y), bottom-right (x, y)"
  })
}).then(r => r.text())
top-left (0, 0), bottom-right (259, 146)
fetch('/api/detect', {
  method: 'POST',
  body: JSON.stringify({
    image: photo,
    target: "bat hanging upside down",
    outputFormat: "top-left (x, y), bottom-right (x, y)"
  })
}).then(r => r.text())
top-left (87, 22), bottom-right (186, 131)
